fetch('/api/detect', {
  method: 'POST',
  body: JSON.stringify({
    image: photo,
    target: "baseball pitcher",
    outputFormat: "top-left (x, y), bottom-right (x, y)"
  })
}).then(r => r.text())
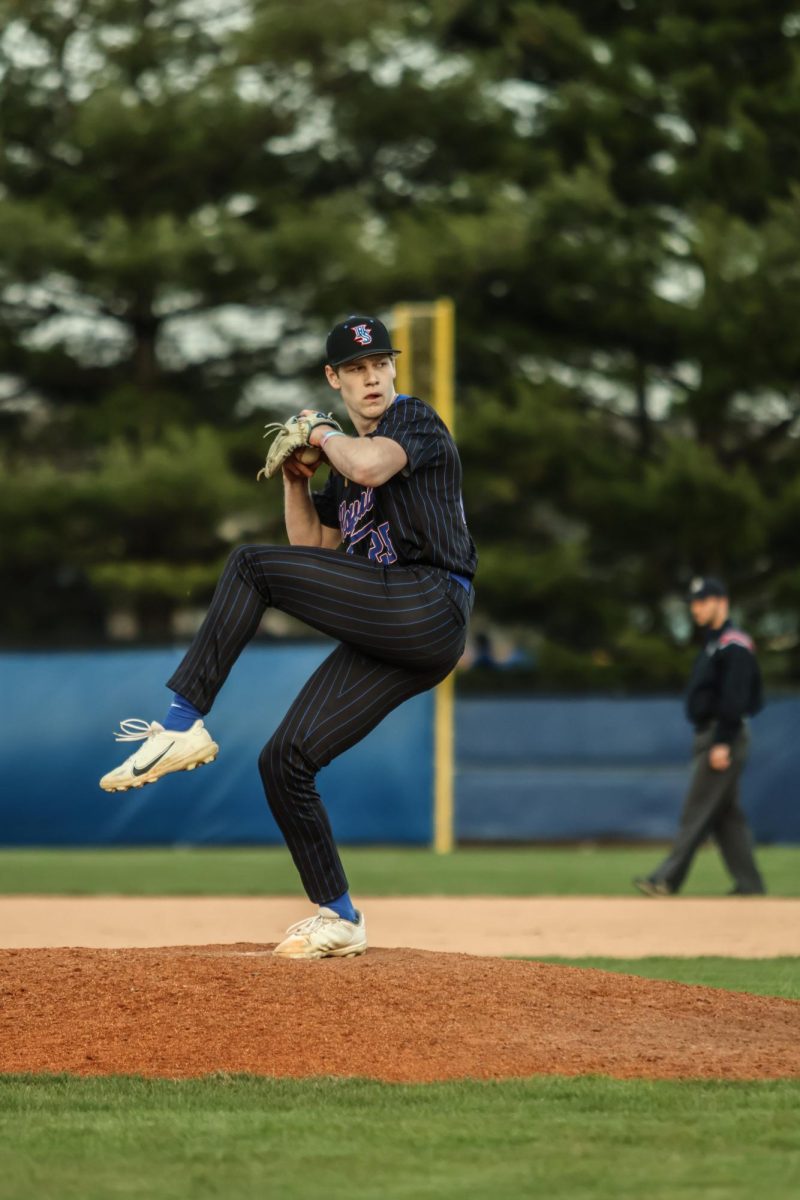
top-left (100, 314), bottom-right (477, 958)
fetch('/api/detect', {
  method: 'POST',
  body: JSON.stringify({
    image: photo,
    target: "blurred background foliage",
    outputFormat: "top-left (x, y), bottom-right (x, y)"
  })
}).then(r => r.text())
top-left (2, 0), bottom-right (800, 688)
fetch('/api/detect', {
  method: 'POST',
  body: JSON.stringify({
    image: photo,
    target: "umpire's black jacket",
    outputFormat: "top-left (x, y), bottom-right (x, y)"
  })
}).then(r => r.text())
top-left (685, 619), bottom-right (763, 747)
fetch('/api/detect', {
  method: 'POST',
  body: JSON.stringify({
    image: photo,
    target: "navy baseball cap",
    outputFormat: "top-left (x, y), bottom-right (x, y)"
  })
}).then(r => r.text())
top-left (688, 576), bottom-right (728, 600)
top-left (325, 314), bottom-right (400, 367)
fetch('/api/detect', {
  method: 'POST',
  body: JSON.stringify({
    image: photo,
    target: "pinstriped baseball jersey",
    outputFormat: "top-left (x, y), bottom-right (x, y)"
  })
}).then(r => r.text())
top-left (312, 395), bottom-right (477, 577)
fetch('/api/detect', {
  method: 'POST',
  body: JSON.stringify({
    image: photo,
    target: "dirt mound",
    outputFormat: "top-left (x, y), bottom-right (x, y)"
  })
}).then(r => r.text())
top-left (1, 945), bottom-right (798, 1082)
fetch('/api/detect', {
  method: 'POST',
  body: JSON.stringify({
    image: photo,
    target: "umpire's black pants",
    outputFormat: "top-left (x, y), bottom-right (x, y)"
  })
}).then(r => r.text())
top-left (651, 725), bottom-right (765, 894)
top-left (167, 545), bottom-right (472, 904)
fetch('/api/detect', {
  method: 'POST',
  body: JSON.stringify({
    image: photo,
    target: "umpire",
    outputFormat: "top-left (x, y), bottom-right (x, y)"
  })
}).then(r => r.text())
top-left (634, 576), bottom-right (766, 897)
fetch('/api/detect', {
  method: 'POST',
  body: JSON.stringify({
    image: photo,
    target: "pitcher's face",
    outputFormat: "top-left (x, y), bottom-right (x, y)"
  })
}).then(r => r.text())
top-left (325, 354), bottom-right (397, 432)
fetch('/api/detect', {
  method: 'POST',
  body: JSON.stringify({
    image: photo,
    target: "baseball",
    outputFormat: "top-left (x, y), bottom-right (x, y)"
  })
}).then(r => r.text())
top-left (296, 446), bottom-right (322, 465)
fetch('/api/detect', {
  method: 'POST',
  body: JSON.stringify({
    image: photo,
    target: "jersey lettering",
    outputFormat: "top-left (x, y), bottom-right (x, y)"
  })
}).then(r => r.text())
top-left (367, 520), bottom-right (398, 564)
top-left (339, 487), bottom-right (374, 543)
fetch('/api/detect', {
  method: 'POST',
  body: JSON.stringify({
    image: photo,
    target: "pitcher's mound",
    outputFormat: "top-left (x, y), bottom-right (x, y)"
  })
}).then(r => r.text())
top-left (2, 945), bottom-right (798, 1081)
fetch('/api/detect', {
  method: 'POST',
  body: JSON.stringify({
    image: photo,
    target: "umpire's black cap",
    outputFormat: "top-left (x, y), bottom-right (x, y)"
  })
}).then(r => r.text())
top-left (326, 315), bottom-right (400, 367)
top-left (688, 575), bottom-right (728, 600)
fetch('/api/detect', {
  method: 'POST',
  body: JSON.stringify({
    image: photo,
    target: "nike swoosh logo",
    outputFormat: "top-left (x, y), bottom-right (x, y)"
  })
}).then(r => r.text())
top-left (132, 742), bottom-right (175, 776)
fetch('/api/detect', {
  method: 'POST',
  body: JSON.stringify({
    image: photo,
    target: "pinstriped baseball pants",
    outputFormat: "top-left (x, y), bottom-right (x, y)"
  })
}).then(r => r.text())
top-left (167, 544), bottom-right (471, 903)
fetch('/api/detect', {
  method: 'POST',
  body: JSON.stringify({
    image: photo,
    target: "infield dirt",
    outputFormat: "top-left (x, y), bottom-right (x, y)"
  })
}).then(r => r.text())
top-left (1, 943), bottom-right (799, 1082)
top-left (3, 895), bottom-right (799, 955)
top-left (1, 897), bottom-right (799, 1083)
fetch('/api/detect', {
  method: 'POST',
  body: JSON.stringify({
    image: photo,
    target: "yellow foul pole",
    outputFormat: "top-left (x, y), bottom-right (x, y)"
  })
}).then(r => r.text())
top-left (432, 298), bottom-right (455, 854)
top-left (390, 299), bottom-right (456, 855)
top-left (391, 304), bottom-right (413, 389)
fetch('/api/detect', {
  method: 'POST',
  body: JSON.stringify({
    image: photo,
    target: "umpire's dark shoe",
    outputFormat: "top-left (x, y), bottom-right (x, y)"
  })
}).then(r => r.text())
top-left (727, 886), bottom-right (766, 896)
top-left (633, 877), bottom-right (673, 898)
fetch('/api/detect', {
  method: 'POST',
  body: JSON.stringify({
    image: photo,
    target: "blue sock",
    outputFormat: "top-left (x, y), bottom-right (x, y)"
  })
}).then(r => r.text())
top-left (162, 693), bottom-right (204, 732)
top-left (325, 891), bottom-right (358, 922)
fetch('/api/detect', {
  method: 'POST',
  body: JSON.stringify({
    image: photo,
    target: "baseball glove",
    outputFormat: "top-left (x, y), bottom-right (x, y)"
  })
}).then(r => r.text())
top-left (256, 411), bottom-right (343, 481)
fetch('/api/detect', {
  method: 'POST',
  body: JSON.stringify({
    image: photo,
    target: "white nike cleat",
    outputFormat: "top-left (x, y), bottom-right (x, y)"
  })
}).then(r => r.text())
top-left (272, 907), bottom-right (367, 959)
top-left (99, 718), bottom-right (219, 792)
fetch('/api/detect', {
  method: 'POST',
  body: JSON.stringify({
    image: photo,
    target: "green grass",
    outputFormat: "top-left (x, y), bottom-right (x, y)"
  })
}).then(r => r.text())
top-left (1, 844), bottom-right (798, 896)
top-left (539, 957), bottom-right (800, 1001)
top-left (2, 856), bottom-right (797, 1200)
top-left (1, 1075), bottom-right (798, 1200)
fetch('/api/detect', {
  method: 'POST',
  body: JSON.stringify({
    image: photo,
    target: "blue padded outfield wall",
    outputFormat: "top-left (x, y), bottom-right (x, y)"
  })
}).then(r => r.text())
top-left (455, 696), bottom-right (800, 844)
top-left (0, 647), bottom-right (434, 847)
top-left (1, 648), bottom-right (798, 845)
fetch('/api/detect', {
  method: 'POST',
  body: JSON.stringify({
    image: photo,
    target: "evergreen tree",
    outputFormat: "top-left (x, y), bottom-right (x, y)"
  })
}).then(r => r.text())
top-left (435, 0), bottom-right (800, 683)
top-left (2, 0), bottom-right (800, 682)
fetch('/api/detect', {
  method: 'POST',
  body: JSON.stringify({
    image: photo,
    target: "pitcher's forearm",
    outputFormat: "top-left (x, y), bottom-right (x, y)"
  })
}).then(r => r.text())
top-left (310, 431), bottom-right (407, 487)
top-left (283, 477), bottom-right (324, 546)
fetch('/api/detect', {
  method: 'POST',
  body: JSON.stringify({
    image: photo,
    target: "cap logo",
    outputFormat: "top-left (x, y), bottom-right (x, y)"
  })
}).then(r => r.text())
top-left (351, 323), bottom-right (373, 347)
top-left (690, 577), bottom-right (704, 594)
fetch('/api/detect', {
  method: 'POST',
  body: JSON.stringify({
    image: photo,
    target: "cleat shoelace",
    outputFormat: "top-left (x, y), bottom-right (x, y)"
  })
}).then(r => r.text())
top-left (112, 718), bottom-right (158, 743)
top-left (284, 913), bottom-right (334, 937)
